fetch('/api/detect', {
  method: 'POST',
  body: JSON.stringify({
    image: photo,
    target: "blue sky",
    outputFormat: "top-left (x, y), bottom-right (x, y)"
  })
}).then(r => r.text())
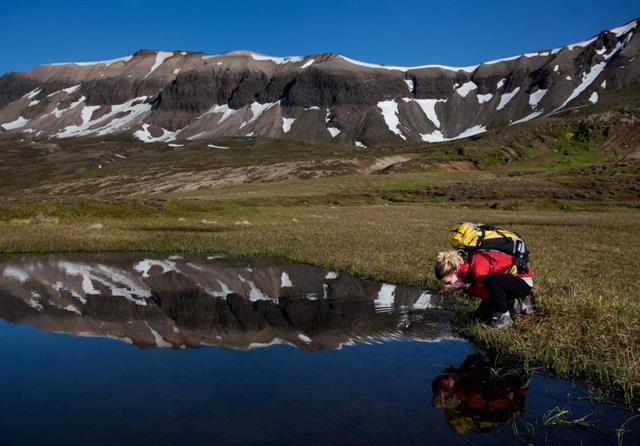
top-left (2, 0), bottom-right (639, 75)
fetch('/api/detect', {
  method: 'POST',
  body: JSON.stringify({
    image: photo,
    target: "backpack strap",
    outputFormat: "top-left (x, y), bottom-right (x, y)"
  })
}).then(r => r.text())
top-left (459, 249), bottom-right (474, 283)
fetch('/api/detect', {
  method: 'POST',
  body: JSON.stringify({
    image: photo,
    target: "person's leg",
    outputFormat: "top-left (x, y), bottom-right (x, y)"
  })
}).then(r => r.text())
top-left (484, 274), bottom-right (532, 313)
top-left (473, 300), bottom-right (493, 323)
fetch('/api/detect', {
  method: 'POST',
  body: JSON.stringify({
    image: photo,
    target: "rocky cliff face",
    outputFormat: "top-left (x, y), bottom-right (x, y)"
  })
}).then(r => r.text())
top-left (1, 19), bottom-right (638, 146)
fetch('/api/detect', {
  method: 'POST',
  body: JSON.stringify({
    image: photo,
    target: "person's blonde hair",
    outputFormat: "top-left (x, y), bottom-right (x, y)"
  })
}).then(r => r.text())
top-left (435, 250), bottom-right (462, 280)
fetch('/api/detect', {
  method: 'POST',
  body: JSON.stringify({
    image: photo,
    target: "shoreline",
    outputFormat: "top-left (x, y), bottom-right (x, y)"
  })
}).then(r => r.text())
top-left (1, 201), bottom-right (638, 405)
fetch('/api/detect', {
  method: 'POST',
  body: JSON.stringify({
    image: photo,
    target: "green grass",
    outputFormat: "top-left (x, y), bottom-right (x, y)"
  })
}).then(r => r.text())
top-left (542, 407), bottom-right (594, 427)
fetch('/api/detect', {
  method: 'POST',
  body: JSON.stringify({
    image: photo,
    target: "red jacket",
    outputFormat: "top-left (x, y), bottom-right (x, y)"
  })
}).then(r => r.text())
top-left (458, 251), bottom-right (533, 301)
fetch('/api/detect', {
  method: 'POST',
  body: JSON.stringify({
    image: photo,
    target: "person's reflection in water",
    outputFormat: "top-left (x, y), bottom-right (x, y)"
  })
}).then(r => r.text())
top-left (431, 353), bottom-right (530, 434)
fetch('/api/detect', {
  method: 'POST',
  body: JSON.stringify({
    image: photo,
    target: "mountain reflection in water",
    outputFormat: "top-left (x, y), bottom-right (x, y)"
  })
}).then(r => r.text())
top-left (0, 253), bottom-right (453, 350)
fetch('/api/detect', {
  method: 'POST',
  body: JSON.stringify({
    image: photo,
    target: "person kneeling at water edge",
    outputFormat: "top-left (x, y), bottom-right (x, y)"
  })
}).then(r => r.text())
top-left (435, 250), bottom-right (534, 329)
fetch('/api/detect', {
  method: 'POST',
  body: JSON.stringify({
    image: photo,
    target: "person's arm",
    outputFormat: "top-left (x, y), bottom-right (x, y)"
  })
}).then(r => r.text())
top-left (465, 255), bottom-right (491, 301)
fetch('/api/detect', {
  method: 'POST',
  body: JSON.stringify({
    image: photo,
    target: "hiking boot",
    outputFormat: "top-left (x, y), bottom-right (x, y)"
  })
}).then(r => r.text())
top-left (511, 298), bottom-right (523, 315)
top-left (511, 293), bottom-right (535, 316)
top-left (489, 311), bottom-right (514, 329)
top-left (520, 292), bottom-right (535, 315)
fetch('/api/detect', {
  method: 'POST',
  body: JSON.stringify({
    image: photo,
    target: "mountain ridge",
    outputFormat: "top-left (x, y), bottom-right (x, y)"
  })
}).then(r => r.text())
top-left (1, 17), bottom-right (638, 146)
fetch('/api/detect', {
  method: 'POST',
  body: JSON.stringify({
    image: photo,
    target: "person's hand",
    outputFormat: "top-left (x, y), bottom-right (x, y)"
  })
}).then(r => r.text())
top-left (445, 281), bottom-right (468, 291)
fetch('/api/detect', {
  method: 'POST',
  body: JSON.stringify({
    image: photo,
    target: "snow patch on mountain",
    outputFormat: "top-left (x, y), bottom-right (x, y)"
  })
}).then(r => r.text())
top-left (187, 131), bottom-right (206, 140)
top-left (51, 95), bottom-right (88, 119)
top-left (327, 127), bottom-right (341, 137)
top-left (1, 116), bottom-right (29, 130)
top-left (249, 52), bottom-right (304, 64)
top-left (23, 88), bottom-right (41, 99)
top-left (51, 55), bottom-right (133, 67)
top-left (482, 51), bottom-right (552, 65)
top-left (300, 59), bottom-right (315, 69)
top-left (496, 87), bottom-right (521, 111)
top-left (477, 93), bottom-right (493, 104)
top-left (528, 89), bottom-right (548, 109)
top-left (94, 99), bottom-right (151, 136)
top-left (377, 100), bottom-right (406, 140)
top-left (453, 125), bottom-right (487, 139)
top-left (566, 37), bottom-right (598, 51)
top-left (405, 79), bottom-right (415, 93)
top-left (63, 84), bottom-right (81, 94)
top-left (282, 117), bottom-right (296, 133)
top-left (455, 81), bottom-right (477, 97)
top-left (339, 55), bottom-right (477, 73)
top-left (240, 101), bottom-right (279, 128)
top-left (145, 51), bottom-right (173, 78)
top-left (134, 123), bottom-right (177, 143)
top-left (421, 125), bottom-right (486, 143)
top-left (409, 98), bottom-right (447, 128)
top-left (54, 97), bottom-right (151, 138)
top-left (56, 104), bottom-right (101, 137)
top-left (610, 20), bottom-right (637, 37)
top-left (555, 34), bottom-right (631, 112)
top-left (420, 130), bottom-right (445, 142)
top-left (206, 104), bottom-right (239, 124)
top-left (511, 110), bottom-right (544, 124)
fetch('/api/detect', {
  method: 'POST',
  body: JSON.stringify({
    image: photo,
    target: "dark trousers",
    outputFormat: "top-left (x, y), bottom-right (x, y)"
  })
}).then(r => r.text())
top-left (475, 274), bottom-right (532, 321)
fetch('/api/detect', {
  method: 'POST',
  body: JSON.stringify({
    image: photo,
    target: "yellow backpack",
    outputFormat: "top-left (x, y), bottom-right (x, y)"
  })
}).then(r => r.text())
top-left (448, 222), bottom-right (529, 273)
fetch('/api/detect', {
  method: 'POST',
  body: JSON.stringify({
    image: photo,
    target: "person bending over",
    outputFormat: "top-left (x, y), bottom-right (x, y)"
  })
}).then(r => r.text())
top-left (434, 250), bottom-right (534, 329)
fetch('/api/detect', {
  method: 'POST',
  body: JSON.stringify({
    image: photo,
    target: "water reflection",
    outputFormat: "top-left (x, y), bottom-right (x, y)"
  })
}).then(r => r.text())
top-left (0, 253), bottom-right (452, 350)
top-left (432, 354), bottom-right (530, 434)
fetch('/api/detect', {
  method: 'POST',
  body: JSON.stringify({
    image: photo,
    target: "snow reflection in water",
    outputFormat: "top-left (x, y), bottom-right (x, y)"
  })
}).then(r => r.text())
top-left (0, 253), bottom-right (453, 350)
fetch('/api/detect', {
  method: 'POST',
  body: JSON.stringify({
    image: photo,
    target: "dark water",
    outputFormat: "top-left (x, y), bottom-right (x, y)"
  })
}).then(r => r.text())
top-left (0, 253), bottom-right (637, 445)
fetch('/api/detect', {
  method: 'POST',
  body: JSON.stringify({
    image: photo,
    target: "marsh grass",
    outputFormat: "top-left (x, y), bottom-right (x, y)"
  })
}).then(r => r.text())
top-left (616, 415), bottom-right (640, 446)
top-left (542, 407), bottom-right (594, 427)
